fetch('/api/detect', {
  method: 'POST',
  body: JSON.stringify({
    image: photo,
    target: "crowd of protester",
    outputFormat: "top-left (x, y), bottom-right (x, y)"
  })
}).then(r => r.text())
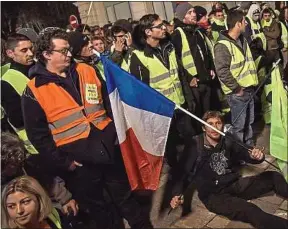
top-left (1, 2), bottom-right (288, 229)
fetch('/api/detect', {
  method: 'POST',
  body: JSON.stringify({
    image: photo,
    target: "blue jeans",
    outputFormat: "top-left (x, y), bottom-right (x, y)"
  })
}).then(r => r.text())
top-left (227, 90), bottom-right (255, 146)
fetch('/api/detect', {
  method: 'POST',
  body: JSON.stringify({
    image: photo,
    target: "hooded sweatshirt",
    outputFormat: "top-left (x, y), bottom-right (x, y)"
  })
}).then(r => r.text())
top-left (22, 61), bottom-right (118, 173)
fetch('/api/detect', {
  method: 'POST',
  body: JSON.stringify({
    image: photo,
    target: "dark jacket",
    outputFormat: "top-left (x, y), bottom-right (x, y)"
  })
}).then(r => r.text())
top-left (110, 46), bottom-right (135, 66)
top-left (262, 19), bottom-right (281, 50)
top-left (171, 18), bottom-right (215, 83)
top-left (1, 61), bottom-right (33, 132)
top-left (172, 133), bottom-right (265, 201)
top-left (214, 32), bottom-right (249, 94)
top-left (22, 61), bottom-right (118, 173)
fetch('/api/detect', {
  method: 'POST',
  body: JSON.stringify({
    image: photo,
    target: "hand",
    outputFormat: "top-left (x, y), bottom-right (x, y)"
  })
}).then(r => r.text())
top-left (190, 77), bottom-right (199, 87)
top-left (62, 199), bottom-right (79, 216)
top-left (69, 161), bottom-right (83, 171)
top-left (235, 87), bottom-right (244, 97)
top-left (170, 195), bottom-right (184, 209)
top-left (114, 40), bottom-right (125, 52)
top-left (125, 32), bottom-right (133, 47)
top-left (210, 70), bottom-right (216, 79)
top-left (249, 147), bottom-right (264, 161)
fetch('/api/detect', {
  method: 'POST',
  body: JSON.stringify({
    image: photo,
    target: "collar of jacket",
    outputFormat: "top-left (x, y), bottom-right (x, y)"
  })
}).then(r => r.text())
top-left (30, 60), bottom-right (77, 88)
top-left (218, 31), bottom-right (246, 55)
top-left (10, 60), bottom-right (34, 78)
top-left (203, 133), bottom-right (224, 150)
top-left (143, 39), bottom-right (174, 58)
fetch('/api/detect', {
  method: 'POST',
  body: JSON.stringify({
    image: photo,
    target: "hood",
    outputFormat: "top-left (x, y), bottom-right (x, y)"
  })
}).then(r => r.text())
top-left (247, 3), bottom-right (261, 20)
top-left (28, 60), bottom-right (78, 87)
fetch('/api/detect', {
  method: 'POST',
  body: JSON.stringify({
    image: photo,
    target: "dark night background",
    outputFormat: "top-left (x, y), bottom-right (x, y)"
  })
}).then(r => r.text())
top-left (1, 1), bottom-right (81, 38)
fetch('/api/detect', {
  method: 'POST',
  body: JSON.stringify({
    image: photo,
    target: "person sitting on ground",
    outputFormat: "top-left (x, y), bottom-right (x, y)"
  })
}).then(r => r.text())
top-left (170, 110), bottom-right (288, 229)
top-left (2, 175), bottom-right (70, 229)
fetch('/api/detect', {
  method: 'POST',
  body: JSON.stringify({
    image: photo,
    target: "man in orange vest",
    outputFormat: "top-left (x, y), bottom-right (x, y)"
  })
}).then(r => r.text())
top-left (21, 28), bottom-right (153, 229)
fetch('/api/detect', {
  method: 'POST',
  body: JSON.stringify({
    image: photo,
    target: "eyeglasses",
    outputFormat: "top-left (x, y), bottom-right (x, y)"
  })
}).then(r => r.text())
top-left (50, 47), bottom-right (72, 56)
top-left (150, 22), bottom-right (166, 30)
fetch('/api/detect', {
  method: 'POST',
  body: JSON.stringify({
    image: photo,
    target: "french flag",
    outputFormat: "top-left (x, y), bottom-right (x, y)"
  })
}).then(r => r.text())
top-left (102, 56), bottom-right (175, 190)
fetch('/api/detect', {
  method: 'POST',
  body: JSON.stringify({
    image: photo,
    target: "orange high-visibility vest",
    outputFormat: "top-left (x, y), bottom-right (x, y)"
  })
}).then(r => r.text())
top-left (27, 63), bottom-right (111, 146)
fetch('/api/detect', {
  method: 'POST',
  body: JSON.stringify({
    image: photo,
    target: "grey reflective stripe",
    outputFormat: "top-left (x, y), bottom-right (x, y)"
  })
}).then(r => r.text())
top-left (184, 62), bottom-right (196, 69)
top-left (91, 115), bottom-right (107, 126)
top-left (85, 104), bottom-right (104, 114)
top-left (49, 111), bottom-right (84, 131)
top-left (182, 50), bottom-right (191, 58)
top-left (231, 60), bottom-right (245, 70)
top-left (150, 72), bottom-right (170, 84)
top-left (161, 82), bottom-right (182, 96)
top-left (23, 140), bottom-right (31, 146)
top-left (52, 123), bottom-right (89, 142)
top-left (231, 58), bottom-right (254, 70)
top-left (237, 69), bottom-right (257, 80)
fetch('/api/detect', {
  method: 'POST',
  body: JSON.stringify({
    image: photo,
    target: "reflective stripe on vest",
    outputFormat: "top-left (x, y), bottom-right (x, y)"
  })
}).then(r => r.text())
top-left (28, 63), bottom-right (112, 147)
top-left (96, 61), bottom-right (105, 81)
top-left (216, 39), bottom-right (258, 94)
top-left (197, 30), bottom-right (215, 59)
top-left (246, 16), bottom-right (267, 51)
top-left (121, 57), bottom-right (130, 72)
top-left (132, 49), bottom-right (185, 106)
top-left (175, 27), bottom-right (198, 76)
top-left (2, 69), bottom-right (38, 154)
top-left (280, 21), bottom-right (288, 49)
top-left (48, 208), bottom-right (62, 229)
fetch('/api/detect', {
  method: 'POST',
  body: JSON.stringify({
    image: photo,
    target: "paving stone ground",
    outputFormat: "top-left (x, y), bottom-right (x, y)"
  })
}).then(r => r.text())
top-left (126, 122), bottom-right (288, 228)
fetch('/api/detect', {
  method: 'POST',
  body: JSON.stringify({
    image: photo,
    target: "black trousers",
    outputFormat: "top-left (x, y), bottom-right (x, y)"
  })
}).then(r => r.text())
top-left (165, 109), bottom-right (199, 168)
top-left (203, 171), bottom-right (288, 229)
top-left (62, 151), bottom-right (153, 229)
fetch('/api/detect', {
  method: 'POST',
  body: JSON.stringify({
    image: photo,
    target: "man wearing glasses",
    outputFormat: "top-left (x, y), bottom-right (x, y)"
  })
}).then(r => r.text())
top-left (22, 28), bottom-right (153, 229)
top-left (129, 14), bottom-right (195, 169)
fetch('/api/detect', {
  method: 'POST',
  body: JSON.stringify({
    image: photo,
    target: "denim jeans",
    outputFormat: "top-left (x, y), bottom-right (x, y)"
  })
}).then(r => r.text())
top-left (227, 89), bottom-right (255, 146)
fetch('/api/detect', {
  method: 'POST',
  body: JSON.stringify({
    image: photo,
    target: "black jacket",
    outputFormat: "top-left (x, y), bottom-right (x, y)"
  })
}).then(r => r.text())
top-left (171, 18), bottom-right (215, 83)
top-left (22, 61), bottom-right (118, 173)
top-left (172, 133), bottom-right (265, 201)
top-left (1, 61), bottom-right (33, 132)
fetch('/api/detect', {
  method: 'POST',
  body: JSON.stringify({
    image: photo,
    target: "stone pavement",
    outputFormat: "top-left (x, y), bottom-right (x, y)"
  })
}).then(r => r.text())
top-left (126, 122), bottom-right (288, 228)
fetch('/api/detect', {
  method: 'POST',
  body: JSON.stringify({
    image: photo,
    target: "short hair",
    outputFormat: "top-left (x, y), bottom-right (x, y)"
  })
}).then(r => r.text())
top-left (227, 10), bottom-right (244, 30)
top-left (202, 111), bottom-right (224, 125)
top-left (91, 35), bottom-right (105, 43)
top-left (5, 34), bottom-right (30, 51)
top-left (1, 132), bottom-right (27, 173)
top-left (139, 14), bottom-right (160, 39)
top-left (262, 8), bottom-right (271, 15)
top-left (1, 176), bottom-right (53, 228)
top-left (215, 8), bottom-right (224, 14)
top-left (1, 38), bottom-right (7, 64)
top-left (111, 25), bottom-right (126, 35)
top-left (35, 29), bottom-right (68, 63)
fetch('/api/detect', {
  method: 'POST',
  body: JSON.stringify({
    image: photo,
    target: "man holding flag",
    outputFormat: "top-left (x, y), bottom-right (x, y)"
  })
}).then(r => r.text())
top-left (22, 28), bottom-right (153, 229)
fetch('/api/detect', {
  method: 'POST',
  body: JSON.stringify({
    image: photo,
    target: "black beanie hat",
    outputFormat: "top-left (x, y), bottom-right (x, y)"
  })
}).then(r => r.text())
top-left (68, 31), bottom-right (90, 56)
top-left (194, 6), bottom-right (207, 22)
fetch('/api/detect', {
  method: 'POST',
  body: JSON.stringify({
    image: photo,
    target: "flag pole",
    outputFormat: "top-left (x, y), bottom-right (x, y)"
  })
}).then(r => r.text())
top-left (175, 104), bottom-right (279, 169)
top-left (83, 2), bottom-right (93, 33)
